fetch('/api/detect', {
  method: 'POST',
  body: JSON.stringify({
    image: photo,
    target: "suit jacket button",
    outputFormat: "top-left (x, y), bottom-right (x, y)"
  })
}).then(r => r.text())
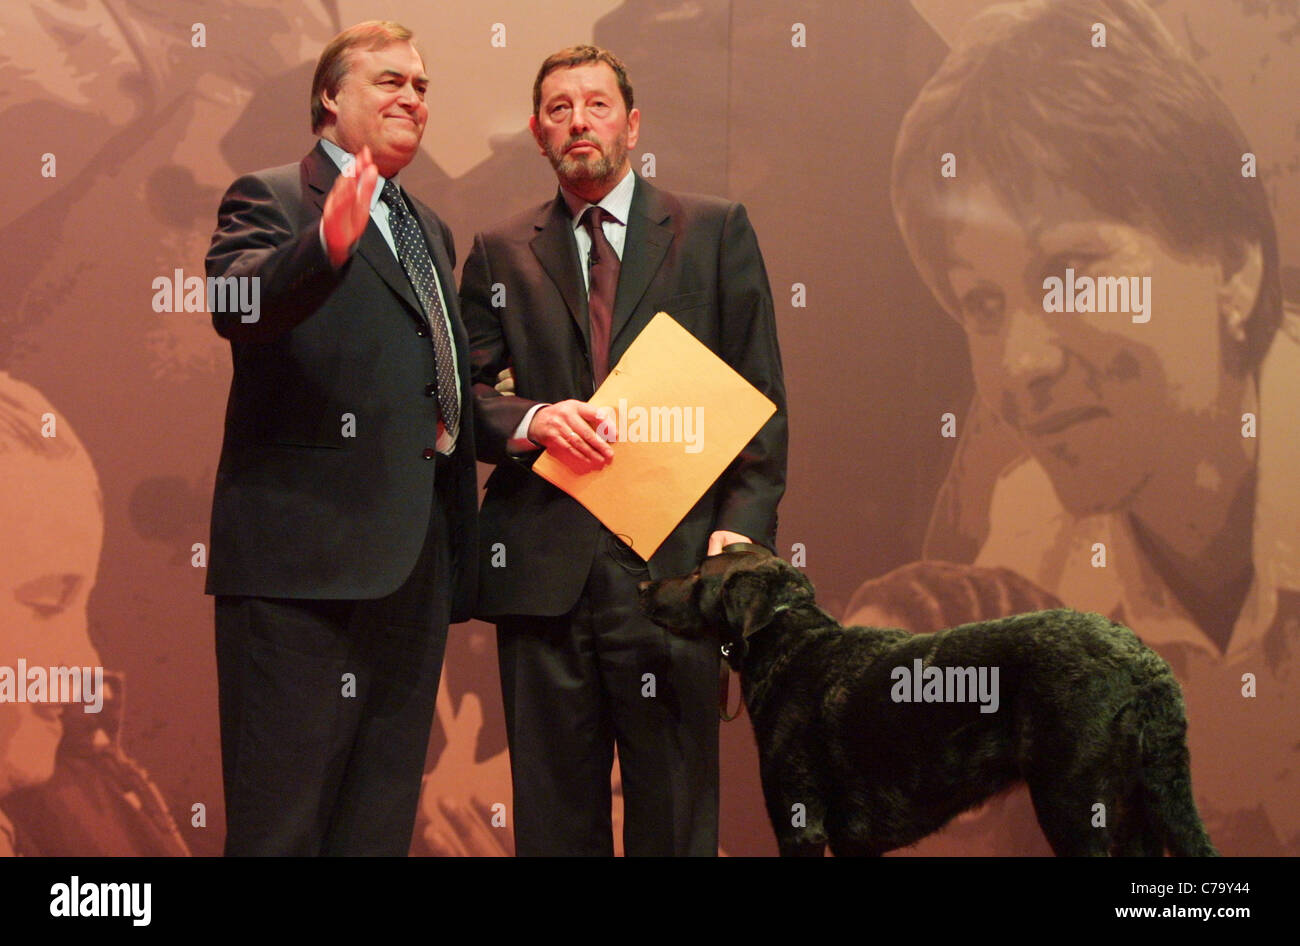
top-left (425, 382), bottom-right (437, 397)
top-left (415, 325), bottom-right (428, 337)
top-left (422, 448), bottom-right (436, 460)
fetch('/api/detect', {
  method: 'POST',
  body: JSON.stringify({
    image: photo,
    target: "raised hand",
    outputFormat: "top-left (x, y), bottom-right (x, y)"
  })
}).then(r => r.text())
top-left (322, 145), bottom-right (379, 267)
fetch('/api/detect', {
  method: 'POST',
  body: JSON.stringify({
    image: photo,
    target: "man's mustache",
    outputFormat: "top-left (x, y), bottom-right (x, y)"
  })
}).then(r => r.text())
top-left (564, 134), bottom-right (602, 154)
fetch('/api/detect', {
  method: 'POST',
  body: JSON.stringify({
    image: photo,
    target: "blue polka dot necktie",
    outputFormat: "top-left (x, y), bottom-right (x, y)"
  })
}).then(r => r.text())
top-left (380, 179), bottom-right (460, 447)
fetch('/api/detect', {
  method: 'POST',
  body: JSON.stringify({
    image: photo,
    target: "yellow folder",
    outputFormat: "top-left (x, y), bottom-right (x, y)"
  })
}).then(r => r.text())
top-left (532, 312), bottom-right (777, 560)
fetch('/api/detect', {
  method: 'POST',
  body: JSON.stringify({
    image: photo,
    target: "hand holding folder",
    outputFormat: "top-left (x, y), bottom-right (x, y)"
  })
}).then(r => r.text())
top-left (532, 312), bottom-right (777, 559)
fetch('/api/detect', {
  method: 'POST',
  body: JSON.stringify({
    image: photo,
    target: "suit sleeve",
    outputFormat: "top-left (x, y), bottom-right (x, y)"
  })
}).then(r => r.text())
top-left (460, 233), bottom-right (544, 465)
top-left (205, 172), bottom-right (345, 344)
top-left (712, 201), bottom-right (788, 550)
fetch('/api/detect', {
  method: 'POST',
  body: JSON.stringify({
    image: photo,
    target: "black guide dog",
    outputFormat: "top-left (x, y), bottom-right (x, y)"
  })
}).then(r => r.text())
top-left (638, 546), bottom-right (1217, 857)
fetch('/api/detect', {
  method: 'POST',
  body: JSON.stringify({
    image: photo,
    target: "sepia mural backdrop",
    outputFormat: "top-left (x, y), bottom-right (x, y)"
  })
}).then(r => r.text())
top-left (1, 0), bottom-right (1296, 856)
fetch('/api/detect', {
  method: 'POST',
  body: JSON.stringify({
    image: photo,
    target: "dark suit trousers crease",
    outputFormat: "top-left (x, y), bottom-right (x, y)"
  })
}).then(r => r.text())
top-left (497, 529), bottom-right (720, 856)
top-left (215, 456), bottom-right (456, 856)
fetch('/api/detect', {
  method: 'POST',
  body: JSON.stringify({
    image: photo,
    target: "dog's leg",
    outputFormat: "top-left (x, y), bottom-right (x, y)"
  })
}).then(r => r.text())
top-left (1027, 778), bottom-right (1112, 856)
top-left (1111, 783), bottom-right (1165, 856)
top-left (1133, 676), bottom-right (1218, 856)
top-left (768, 795), bottom-right (830, 857)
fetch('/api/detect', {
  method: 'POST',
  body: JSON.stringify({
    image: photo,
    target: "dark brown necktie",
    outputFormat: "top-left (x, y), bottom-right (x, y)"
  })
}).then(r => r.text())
top-left (580, 206), bottom-right (621, 386)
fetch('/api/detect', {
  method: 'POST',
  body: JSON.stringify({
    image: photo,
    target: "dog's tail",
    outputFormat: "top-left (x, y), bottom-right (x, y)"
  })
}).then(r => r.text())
top-left (1135, 665), bottom-right (1218, 857)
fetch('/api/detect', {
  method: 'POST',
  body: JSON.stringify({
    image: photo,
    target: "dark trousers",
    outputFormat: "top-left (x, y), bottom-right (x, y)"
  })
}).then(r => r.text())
top-left (497, 529), bottom-right (720, 856)
top-left (214, 467), bottom-right (453, 856)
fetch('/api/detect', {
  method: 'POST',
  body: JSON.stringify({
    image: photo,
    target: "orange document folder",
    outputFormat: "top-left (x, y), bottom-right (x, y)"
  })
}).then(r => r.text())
top-left (532, 312), bottom-right (776, 560)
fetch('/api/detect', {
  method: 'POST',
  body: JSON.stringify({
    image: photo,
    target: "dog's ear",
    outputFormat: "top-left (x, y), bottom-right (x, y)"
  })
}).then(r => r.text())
top-left (721, 569), bottom-right (780, 639)
top-left (721, 559), bottom-right (816, 639)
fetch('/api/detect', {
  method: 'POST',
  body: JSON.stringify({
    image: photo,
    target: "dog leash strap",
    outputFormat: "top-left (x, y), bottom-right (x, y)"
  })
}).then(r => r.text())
top-left (718, 662), bottom-right (743, 722)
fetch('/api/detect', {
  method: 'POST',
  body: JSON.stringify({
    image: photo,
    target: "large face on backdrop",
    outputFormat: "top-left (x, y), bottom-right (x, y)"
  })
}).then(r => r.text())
top-left (930, 169), bottom-right (1256, 520)
top-left (0, 401), bottom-right (103, 798)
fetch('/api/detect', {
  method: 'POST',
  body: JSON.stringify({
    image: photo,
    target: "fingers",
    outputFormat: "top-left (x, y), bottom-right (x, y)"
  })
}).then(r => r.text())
top-left (579, 402), bottom-right (616, 440)
top-left (494, 367), bottom-right (515, 396)
top-left (345, 149), bottom-right (377, 237)
top-left (322, 147), bottom-right (379, 265)
top-left (322, 181), bottom-right (352, 266)
top-left (354, 160), bottom-right (378, 230)
top-left (344, 145), bottom-right (375, 185)
top-left (356, 148), bottom-right (377, 215)
top-left (530, 400), bottom-right (615, 470)
top-left (555, 417), bottom-right (609, 468)
top-left (707, 530), bottom-right (752, 556)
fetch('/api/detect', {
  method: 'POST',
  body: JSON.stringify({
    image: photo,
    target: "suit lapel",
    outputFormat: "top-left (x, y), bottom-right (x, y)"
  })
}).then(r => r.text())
top-left (302, 140), bottom-right (338, 207)
top-left (524, 179), bottom-right (675, 372)
top-left (529, 194), bottom-right (589, 348)
top-left (356, 208), bottom-right (426, 328)
top-left (612, 176), bottom-right (673, 347)
top-left (357, 229), bottom-right (424, 327)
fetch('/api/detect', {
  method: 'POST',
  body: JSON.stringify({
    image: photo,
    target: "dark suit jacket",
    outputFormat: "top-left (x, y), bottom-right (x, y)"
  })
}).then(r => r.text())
top-left (461, 174), bottom-right (786, 618)
top-left (205, 142), bottom-right (477, 620)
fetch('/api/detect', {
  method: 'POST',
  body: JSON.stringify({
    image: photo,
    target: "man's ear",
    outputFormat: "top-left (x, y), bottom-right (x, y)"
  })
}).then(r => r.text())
top-left (319, 83), bottom-right (342, 125)
top-left (528, 114), bottom-right (546, 156)
top-left (1218, 240), bottom-right (1263, 343)
top-left (625, 107), bottom-right (641, 151)
top-left (721, 569), bottom-right (778, 639)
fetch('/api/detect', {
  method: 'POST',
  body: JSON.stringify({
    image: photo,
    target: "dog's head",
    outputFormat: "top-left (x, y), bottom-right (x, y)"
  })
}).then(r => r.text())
top-left (638, 545), bottom-right (816, 670)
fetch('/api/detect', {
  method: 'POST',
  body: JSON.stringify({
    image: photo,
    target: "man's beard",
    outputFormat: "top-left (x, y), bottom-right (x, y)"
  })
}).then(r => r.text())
top-left (548, 132), bottom-right (627, 187)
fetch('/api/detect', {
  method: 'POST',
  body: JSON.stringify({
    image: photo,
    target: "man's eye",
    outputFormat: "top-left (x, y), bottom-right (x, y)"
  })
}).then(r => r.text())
top-left (960, 287), bottom-right (1005, 334)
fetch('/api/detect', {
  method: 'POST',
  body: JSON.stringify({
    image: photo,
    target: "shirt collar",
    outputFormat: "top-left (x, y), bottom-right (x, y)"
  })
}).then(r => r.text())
top-left (319, 137), bottom-right (390, 213)
top-left (561, 167), bottom-right (636, 229)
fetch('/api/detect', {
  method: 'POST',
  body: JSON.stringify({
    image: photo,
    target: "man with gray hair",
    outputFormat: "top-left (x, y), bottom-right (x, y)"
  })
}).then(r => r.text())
top-left (205, 21), bottom-right (477, 855)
